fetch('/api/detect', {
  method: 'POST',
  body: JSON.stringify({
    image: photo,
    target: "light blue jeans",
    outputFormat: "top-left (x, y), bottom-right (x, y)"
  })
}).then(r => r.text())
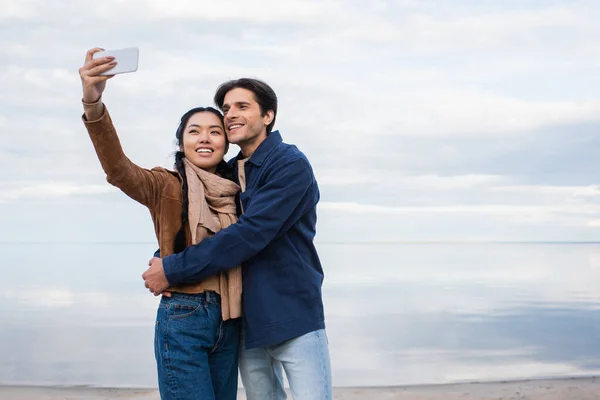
top-left (239, 329), bottom-right (332, 400)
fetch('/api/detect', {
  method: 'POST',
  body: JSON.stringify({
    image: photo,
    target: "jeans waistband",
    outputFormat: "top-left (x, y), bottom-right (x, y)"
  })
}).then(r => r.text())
top-left (165, 291), bottom-right (221, 304)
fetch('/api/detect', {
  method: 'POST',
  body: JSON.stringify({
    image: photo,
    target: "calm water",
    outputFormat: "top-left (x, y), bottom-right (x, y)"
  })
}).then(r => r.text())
top-left (1, 242), bottom-right (600, 388)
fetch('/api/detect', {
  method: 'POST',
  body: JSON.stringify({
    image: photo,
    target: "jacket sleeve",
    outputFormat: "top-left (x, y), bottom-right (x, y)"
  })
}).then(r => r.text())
top-left (83, 104), bottom-right (169, 208)
top-left (162, 157), bottom-right (315, 286)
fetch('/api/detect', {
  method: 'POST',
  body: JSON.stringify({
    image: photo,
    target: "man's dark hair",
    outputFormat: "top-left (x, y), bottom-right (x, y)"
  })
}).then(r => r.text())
top-left (214, 78), bottom-right (278, 135)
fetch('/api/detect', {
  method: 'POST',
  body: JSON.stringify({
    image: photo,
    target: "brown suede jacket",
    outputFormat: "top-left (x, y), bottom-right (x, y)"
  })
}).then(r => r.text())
top-left (83, 104), bottom-right (189, 260)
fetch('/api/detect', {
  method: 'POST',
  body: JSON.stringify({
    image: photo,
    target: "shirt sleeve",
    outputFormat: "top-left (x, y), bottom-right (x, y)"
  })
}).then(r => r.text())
top-left (162, 157), bottom-right (315, 286)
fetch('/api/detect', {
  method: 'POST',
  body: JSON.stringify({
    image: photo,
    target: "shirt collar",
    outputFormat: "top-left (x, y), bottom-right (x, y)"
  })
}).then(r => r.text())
top-left (234, 130), bottom-right (282, 167)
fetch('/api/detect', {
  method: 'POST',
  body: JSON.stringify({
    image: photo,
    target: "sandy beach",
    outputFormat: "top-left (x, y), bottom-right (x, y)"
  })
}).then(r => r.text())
top-left (1, 377), bottom-right (599, 399)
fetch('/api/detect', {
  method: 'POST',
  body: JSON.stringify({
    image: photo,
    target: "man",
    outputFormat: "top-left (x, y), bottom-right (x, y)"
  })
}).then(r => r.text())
top-left (143, 78), bottom-right (332, 399)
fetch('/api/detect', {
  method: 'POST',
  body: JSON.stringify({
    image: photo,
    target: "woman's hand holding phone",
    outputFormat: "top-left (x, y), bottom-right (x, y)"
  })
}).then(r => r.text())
top-left (78, 47), bottom-right (116, 103)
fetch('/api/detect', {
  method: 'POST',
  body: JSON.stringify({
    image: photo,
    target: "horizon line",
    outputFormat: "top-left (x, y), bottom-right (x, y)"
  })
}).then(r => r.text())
top-left (1, 240), bottom-right (599, 245)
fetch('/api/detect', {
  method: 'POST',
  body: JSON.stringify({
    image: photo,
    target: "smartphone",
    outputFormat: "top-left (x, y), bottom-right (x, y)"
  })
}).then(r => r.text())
top-left (92, 47), bottom-right (139, 76)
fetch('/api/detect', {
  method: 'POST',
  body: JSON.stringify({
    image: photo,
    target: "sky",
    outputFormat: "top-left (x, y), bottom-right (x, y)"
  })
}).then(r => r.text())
top-left (1, 0), bottom-right (600, 243)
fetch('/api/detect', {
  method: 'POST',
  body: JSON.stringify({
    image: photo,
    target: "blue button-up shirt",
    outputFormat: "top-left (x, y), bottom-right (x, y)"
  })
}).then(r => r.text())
top-left (163, 131), bottom-right (325, 349)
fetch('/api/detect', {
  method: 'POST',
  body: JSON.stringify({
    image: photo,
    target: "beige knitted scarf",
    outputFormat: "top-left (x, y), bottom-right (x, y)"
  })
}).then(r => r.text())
top-left (184, 158), bottom-right (242, 320)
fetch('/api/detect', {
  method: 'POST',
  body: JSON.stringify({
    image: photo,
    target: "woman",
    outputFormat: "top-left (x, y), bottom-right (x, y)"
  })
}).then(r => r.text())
top-left (79, 48), bottom-right (241, 400)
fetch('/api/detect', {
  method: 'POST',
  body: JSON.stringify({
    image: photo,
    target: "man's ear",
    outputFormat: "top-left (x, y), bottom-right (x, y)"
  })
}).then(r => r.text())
top-left (264, 110), bottom-right (275, 126)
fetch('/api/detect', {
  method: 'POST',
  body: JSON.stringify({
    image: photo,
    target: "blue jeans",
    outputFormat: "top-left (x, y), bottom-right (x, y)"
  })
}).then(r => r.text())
top-left (154, 291), bottom-right (240, 400)
top-left (239, 329), bottom-right (332, 400)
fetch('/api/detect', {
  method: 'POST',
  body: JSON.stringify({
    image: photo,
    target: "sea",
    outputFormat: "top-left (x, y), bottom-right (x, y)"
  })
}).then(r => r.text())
top-left (1, 242), bottom-right (600, 388)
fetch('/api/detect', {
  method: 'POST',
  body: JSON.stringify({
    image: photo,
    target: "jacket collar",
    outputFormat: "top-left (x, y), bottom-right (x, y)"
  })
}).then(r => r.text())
top-left (234, 130), bottom-right (282, 167)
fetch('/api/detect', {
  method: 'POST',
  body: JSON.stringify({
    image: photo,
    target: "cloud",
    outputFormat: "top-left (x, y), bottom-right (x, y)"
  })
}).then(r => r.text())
top-left (112, 0), bottom-right (343, 22)
top-left (0, 1), bottom-right (37, 19)
top-left (319, 198), bottom-right (600, 228)
top-left (19, 0), bottom-right (345, 23)
top-left (0, 182), bottom-right (115, 203)
top-left (1, 0), bottom-right (600, 241)
top-left (318, 172), bottom-right (506, 188)
top-left (492, 185), bottom-right (600, 198)
top-left (385, 4), bottom-right (596, 51)
top-left (320, 202), bottom-right (600, 216)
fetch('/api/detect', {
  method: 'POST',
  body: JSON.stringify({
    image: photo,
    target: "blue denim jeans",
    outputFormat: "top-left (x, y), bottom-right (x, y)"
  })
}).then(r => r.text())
top-left (154, 291), bottom-right (240, 400)
top-left (239, 329), bottom-right (332, 400)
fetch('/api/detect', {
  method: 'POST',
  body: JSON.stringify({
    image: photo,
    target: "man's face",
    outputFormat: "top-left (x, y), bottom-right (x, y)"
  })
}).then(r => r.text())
top-left (222, 88), bottom-right (273, 148)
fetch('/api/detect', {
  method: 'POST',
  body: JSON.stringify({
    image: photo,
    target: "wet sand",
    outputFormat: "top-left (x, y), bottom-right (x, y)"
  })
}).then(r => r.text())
top-left (1, 377), bottom-right (599, 399)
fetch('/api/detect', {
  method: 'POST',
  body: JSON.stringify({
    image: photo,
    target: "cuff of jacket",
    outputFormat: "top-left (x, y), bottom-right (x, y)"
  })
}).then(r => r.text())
top-left (81, 97), bottom-right (104, 122)
top-left (163, 253), bottom-right (181, 286)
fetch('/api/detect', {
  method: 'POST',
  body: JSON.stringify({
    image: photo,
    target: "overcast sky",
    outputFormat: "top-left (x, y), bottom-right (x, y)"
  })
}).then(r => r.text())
top-left (1, 0), bottom-right (600, 243)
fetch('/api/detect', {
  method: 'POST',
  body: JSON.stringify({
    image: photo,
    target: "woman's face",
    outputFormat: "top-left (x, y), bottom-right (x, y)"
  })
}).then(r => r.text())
top-left (181, 112), bottom-right (227, 173)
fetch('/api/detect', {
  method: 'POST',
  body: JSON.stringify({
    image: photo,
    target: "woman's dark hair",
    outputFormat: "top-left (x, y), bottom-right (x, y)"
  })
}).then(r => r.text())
top-left (172, 107), bottom-right (234, 253)
top-left (214, 78), bottom-right (278, 135)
